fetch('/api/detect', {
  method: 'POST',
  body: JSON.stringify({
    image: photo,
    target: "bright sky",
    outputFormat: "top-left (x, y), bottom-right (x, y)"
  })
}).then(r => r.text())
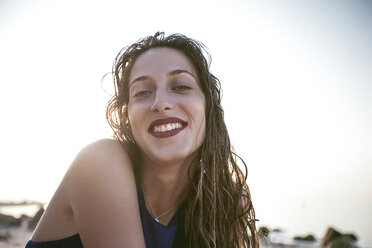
top-left (1, 0), bottom-right (371, 246)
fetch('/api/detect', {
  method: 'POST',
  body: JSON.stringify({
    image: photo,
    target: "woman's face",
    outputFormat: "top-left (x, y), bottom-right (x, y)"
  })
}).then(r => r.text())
top-left (127, 47), bottom-right (206, 165)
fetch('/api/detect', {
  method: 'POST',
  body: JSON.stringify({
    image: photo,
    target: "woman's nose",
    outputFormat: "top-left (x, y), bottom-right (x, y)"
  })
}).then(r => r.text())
top-left (150, 89), bottom-right (174, 113)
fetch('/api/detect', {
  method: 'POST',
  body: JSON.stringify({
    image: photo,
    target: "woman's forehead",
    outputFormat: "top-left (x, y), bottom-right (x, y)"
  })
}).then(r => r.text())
top-left (129, 47), bottom-right (197, 83)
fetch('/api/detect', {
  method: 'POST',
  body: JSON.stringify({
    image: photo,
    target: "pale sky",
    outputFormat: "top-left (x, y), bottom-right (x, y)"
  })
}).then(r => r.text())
top-left (0, 0), bottom-right (371, 246)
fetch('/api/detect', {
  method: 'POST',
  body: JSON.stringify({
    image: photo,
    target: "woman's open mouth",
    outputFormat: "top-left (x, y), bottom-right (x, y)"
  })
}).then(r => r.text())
top-left (148, 117), bottom-right (187, 138)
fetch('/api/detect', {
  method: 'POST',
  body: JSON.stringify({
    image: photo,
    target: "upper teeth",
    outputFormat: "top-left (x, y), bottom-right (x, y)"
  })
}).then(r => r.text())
top-left (153, 122), bottom-right (183, 133)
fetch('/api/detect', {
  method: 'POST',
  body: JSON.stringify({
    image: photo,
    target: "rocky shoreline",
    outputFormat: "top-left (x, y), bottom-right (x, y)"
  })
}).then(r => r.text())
top-left (0, 207), bottom-right (44, 246)
top-left (0, 206), bottom-right (362, 248)
top-left (259, 226), bottom-right (359, 248)
top-left (0, 205), bottom-right (44, 248)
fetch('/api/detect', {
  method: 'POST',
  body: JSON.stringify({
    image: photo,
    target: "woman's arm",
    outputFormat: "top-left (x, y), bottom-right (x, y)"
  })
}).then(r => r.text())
top-left (64, 139), bottom-right (145, 248)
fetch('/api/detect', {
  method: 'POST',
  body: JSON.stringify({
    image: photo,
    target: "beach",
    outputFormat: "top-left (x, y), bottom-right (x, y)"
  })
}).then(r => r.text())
top-left (0, 225), bottom-right (321, 248)
top-left (0, 225), bottom-right (362, 248)
top-left (0, 225), bottom-right (320, 248)
top-left (0, 223), bottom-right (32, 248)
top-left (0, 204), bottom-right (365, 248)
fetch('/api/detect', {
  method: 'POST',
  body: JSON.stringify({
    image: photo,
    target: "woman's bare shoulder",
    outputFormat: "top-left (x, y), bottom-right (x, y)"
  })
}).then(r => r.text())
top-left (60, 139), bottom-right (145, 247)
top-left (63, 138), bottom-right (137, 205)
top-left (76, 138), bottom-right (130, 161)
top-left (31, 139), bottom-right (145, 247)
top-left (66, 139), bottom-right (131, 175)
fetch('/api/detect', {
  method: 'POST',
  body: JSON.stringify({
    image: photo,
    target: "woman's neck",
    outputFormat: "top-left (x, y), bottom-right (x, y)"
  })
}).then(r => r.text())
top-left (138, 157), bottom-right (193, 225)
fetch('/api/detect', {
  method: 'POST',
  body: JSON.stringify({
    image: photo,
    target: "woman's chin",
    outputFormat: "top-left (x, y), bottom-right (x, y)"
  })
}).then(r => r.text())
top-left (144, 150), bottom-right (198, 167)
top-left (151, 155), bottom-right (189, 165)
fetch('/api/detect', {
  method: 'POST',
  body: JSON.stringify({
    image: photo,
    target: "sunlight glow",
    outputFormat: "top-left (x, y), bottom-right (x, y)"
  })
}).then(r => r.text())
top-left (1, 0), bottom-right (371, 246)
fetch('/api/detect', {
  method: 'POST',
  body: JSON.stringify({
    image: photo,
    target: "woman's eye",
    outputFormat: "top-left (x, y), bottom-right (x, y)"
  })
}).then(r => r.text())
top-left (173, 86), bottom-right (191, 92)
top-left (134, 91), bottom-right (151, 98)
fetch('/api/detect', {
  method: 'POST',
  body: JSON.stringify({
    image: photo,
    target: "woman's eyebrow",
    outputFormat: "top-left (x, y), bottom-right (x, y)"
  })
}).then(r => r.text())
top-left (130, 69), bottom-right (197, 87)
top-left (130, 75), bottom-right (150, 87)
top-left (168, 69), bottom-right (197, 80)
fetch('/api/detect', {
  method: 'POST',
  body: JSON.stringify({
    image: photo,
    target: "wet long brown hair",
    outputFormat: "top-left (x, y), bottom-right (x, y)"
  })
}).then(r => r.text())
top-left (106, 32), bottom-right (259, 247)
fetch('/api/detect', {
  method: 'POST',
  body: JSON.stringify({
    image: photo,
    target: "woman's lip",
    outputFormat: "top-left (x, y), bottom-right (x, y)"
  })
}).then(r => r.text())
top-left (150, 125), bottom-right (186, 138)
top-left (148, 117), bottom-right (187, 138)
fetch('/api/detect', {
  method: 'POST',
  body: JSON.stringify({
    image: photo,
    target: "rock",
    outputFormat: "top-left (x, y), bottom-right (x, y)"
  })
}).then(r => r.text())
top-left (294, 234), bottom-right (316, 242)
top-left (20, 214), bottom-right (32, 223)
top-left (343, 234), bottom-right (358, 242)
top-left (28, 207), bottom-right (45, 230)
top-left (258, 226), bottom-right (270, 237)
top-left (0, 232), bottom-right (11, 242)
top-left (325, 238), bottom-right (353, 248)
top-left (0, 213), bottom-right (22, 227)
top-left (322, 227), bottom-right (343, 247)
top-left (321, 227), bottom-right (358, 248)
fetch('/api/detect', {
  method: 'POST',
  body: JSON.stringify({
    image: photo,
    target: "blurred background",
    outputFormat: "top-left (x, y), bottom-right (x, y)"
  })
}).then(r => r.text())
top-left (0, 0), bottom-right (371, 246)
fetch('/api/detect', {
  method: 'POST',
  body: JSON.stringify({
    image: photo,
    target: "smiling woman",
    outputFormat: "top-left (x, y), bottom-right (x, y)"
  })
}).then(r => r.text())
top-left (25, 32), bottom-right (258, 248)
top-left (128, 48), bottom-right (206, 165)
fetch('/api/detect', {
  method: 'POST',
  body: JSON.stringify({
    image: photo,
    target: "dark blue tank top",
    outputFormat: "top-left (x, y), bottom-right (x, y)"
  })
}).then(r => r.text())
top-left (25, 183), bottom-right (186, 248)
top-left (137, 181), bottom-right (186, 248)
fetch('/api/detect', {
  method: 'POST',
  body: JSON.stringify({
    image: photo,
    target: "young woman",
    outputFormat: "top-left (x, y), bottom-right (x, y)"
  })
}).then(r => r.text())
top-left (26, 32), bottom-right (259, 248)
